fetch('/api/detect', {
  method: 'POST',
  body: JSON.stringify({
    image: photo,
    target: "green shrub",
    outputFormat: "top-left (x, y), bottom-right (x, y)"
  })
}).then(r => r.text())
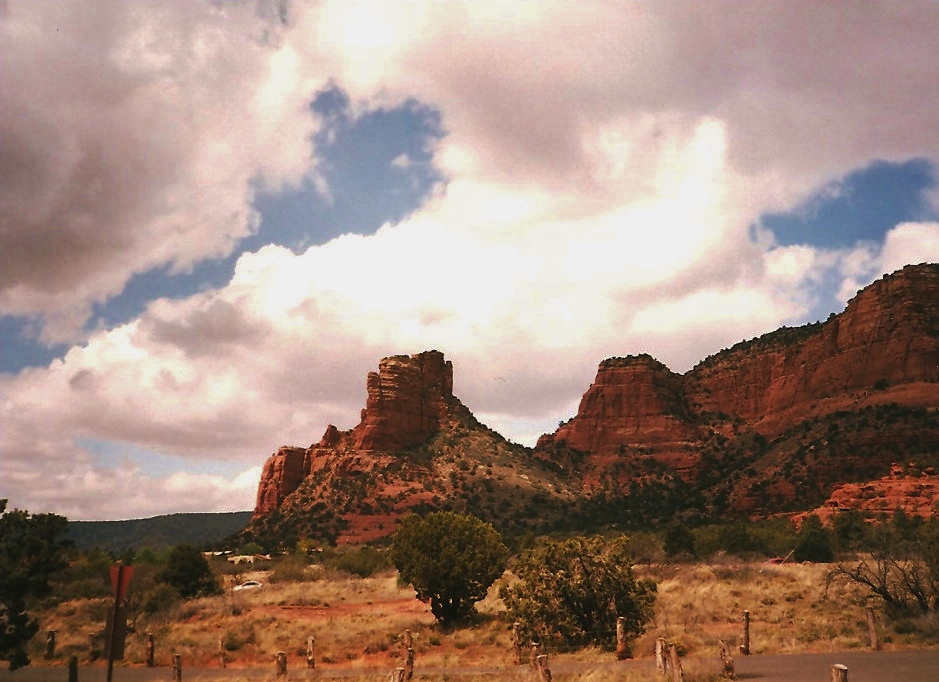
top-left (391, 512), bottom-right (508, 625)
top-left (325, 546), bottom-right (390, 578)
top-left (793, 515), bottom-right (834, 563)
top-left (501, 535), bottom-right (656, 651)
top-left (270, 554), bottom-right (314, 583)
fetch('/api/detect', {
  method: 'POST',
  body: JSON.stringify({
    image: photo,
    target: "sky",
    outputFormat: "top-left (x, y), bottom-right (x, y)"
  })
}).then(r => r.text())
top-left (3, 1), bottom-right (939, 521)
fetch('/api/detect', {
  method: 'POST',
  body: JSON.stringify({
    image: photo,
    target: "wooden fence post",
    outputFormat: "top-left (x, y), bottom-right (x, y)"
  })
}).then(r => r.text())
top-left (616, 617), bottom-right (631, 660)
top-left (306, 636), bottom-right (315, 669)
top-left (655, 637), bottom-right (668, 675)
top-left (89, 634), bottom-right (100, 661)
top-left (172, 654), bottom-right (182, 682)
top-left (145, 632), bottom-right (155, 668)
top-left (45, 630), bottom-right (56, 659)
top-left (536, 654), bottom-right (552, 682)
top-left (275, 651), bottom-right (287, 677)
top-left (404, 647), bottom-right (414, 681)
top-left (739, 610), bottom-right (751, 655)
top-left (831, 663), bottom-right (848, 682)
top-left (718, 639), bottom-right (735, 679)
top-left (217, 639), bottom-right (227, 668)
top-left (512, 622), bottom-right (522, 665)
top-left (68, 655), bottom-right (78, 682)
top-left (866, 604), bottom-right (879, 651)
top-left (529, 640), bottom-right (542, 669)
top-left (668, 643), bottom-right (684, 682)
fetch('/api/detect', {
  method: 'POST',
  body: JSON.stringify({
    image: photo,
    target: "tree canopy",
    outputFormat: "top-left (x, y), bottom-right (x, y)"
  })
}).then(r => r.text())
top-left (0, 500), bottom-right (70, 670)
top-left (793, 514), bottom-right (834, 563)
top-left (500, 535), bottom-right (656, 650)
top-left (158, 543), bottom-right (220, 598)
top-left (390, 511), bottom-right (508, 625)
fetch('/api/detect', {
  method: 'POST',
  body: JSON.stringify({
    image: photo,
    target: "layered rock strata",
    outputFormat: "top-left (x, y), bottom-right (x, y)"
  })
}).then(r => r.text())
top-left (254, 350), bottom-right (456, 516)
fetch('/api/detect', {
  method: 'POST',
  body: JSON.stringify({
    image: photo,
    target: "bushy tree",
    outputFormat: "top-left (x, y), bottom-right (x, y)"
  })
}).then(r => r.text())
top-left (158, 544), bottom-right (220, 599)
top-left (390, 512), bottom-right (508, 625)
top-left (793, 514), bottom-right (834, 562)
top-left (500, 536), bottom-right (656, 650)
top-left (832, 510), bottom-right (868, 554)
top-left (0, 500), bottom-right (70, 670)
top-left (664, 524), bottom-right (696, 560)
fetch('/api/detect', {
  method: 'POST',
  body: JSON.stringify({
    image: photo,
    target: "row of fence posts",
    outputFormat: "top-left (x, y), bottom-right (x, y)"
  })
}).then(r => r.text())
top-left (64, 632), bottom-right (157, 666)
top-left (49, 604), bottom-right (874, 681)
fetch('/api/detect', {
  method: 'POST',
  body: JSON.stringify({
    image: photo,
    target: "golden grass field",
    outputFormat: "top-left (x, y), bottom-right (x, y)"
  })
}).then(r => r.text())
top-left (31, 559), bottom-right (939, 681)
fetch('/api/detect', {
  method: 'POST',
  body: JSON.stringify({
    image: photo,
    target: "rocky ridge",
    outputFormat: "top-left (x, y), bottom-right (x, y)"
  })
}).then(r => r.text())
top-left (250, 264), bottom-right (939, 544)
top-left (251, 350), bottom-right (577, 544)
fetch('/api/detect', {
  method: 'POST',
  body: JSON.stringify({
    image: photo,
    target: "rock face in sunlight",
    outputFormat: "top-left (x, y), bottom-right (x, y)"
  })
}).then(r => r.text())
top-left (254, 446), bottom-right (308, 516)
top-left (684, 263), bottom-right (939, 436)
top-left (250, 264), bottom-right (939, 544)
top-left (254, 350), bottom-right (462, 517)
top-left (353, 350), bottom-right (455, 451)
top-left (536, 354), bottom-right (703, 476)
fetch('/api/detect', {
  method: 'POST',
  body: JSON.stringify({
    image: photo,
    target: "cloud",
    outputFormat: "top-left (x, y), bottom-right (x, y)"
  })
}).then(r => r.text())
top-left (835, 222), bottom-right (939, 302)
top-left (306, 1), bottom-right (939, 209)
top-left (881, 223), bottom-right (939, 273)
top-left (19, 459), bottom-right (261, 521)
top-left (0, 0), bottom-right (324, 341)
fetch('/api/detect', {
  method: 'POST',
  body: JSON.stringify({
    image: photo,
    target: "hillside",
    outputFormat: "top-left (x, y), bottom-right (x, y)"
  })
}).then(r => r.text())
top-left (248, 351), bottom-right (581, 546)
top-left (67, 511), bottom-right (252, 553)
top-left (248, 264), bottom-right (939, 546)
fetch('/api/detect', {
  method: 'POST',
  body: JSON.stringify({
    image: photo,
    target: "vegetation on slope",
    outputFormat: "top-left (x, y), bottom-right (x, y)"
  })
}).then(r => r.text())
top-left (67, 512), bottom-right (252, 553)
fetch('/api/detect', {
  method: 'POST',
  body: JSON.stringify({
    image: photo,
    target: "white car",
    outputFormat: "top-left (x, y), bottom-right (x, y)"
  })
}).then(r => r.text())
top-left (233, 580), bottom-right (262, 591)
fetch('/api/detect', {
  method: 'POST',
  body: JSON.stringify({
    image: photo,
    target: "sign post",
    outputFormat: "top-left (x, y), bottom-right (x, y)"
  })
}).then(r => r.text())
top-left (106, 563), bottom-right (134, 682)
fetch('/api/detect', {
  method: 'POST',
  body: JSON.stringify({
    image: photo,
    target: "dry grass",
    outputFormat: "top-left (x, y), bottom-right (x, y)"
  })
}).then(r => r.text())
top-left (636, 559), bottom-right (873, 656)
top-left (29, 559), bottom-right (939, 680)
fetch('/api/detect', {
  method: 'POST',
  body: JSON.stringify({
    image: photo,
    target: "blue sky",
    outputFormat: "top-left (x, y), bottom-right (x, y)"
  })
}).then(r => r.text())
top-left (2, 1), bottom-right (939, 520)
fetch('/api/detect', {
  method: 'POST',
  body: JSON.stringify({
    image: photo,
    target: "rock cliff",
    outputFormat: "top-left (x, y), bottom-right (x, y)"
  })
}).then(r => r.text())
top-left (352, 350), bottom-right (454, 451)
top-left (250, 350), bottom-right (575, 543)
top-left (250, 264), bottom-right (939, 543)
top-left (536, 354), bottom-right (703, 475)
top-left (254, 350), bottom-right (458, 517)
top-left (254, 446), bottom-right (308, 516)
top-left (685, 263), bottom-right (939, 435)
top-left (534, 264), bottom-right (939, 486)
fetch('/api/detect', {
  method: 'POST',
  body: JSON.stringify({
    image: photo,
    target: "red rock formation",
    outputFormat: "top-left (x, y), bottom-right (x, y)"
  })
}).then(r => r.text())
top-left (254, 446), bottom-right (308, 515)
top-left (251, 265), bottom-right (939, 535)
top-left (536, 264), bottom-right (939, 465)
top-left (685, 264), bottom-right (939, 436)
top-left (352, 350), bottom-right (454, 451)
top-left (253, 350), bottom-right (457, 518)
top-left (796, 462), bottom-right (939, 525)
top-left (537, 354), bottom-right (702, 473)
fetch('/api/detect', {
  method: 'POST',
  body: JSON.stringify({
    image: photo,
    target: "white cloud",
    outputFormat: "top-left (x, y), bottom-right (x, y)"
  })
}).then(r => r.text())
top-left (881, 223), bottom-right (939, 274)
top-left (835, 222), bottom-right (939, 303)
top-left (0, 0), bottom-right (325, 341)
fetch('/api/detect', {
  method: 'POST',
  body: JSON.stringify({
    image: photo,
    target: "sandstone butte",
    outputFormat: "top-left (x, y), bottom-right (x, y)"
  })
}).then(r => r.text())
top-left (254, 350), bottom-right (459, 516)
top-left (252, 263), bottom-right (939, 541)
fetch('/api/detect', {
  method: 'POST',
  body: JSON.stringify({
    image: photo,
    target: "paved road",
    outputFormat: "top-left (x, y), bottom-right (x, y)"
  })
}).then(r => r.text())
top-left (733, 650), bottom-right (939, 681)
top-left (3, 650), bottom-right (939, 681)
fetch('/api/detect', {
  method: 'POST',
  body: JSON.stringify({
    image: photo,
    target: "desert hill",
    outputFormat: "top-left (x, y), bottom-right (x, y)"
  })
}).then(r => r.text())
top-left (247, 264), bottom-right (939, 546)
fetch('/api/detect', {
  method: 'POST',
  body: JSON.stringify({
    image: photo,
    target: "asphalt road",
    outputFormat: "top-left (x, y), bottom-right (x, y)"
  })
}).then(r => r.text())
top-left (3, 650), bottom-right (939, 681)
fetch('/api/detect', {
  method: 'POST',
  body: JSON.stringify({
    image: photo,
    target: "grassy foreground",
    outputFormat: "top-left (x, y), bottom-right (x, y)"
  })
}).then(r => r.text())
top-left (29, 559), bottom-right (939, 681)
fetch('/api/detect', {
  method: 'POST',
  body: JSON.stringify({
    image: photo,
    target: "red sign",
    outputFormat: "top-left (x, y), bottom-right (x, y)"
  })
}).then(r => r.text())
top-left (109, 564), bottom-right (135, 601)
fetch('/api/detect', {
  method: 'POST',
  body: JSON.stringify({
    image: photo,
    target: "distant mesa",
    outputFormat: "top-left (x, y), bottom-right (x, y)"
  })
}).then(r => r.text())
top-left (248, 264), bottom-right (939, 545)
